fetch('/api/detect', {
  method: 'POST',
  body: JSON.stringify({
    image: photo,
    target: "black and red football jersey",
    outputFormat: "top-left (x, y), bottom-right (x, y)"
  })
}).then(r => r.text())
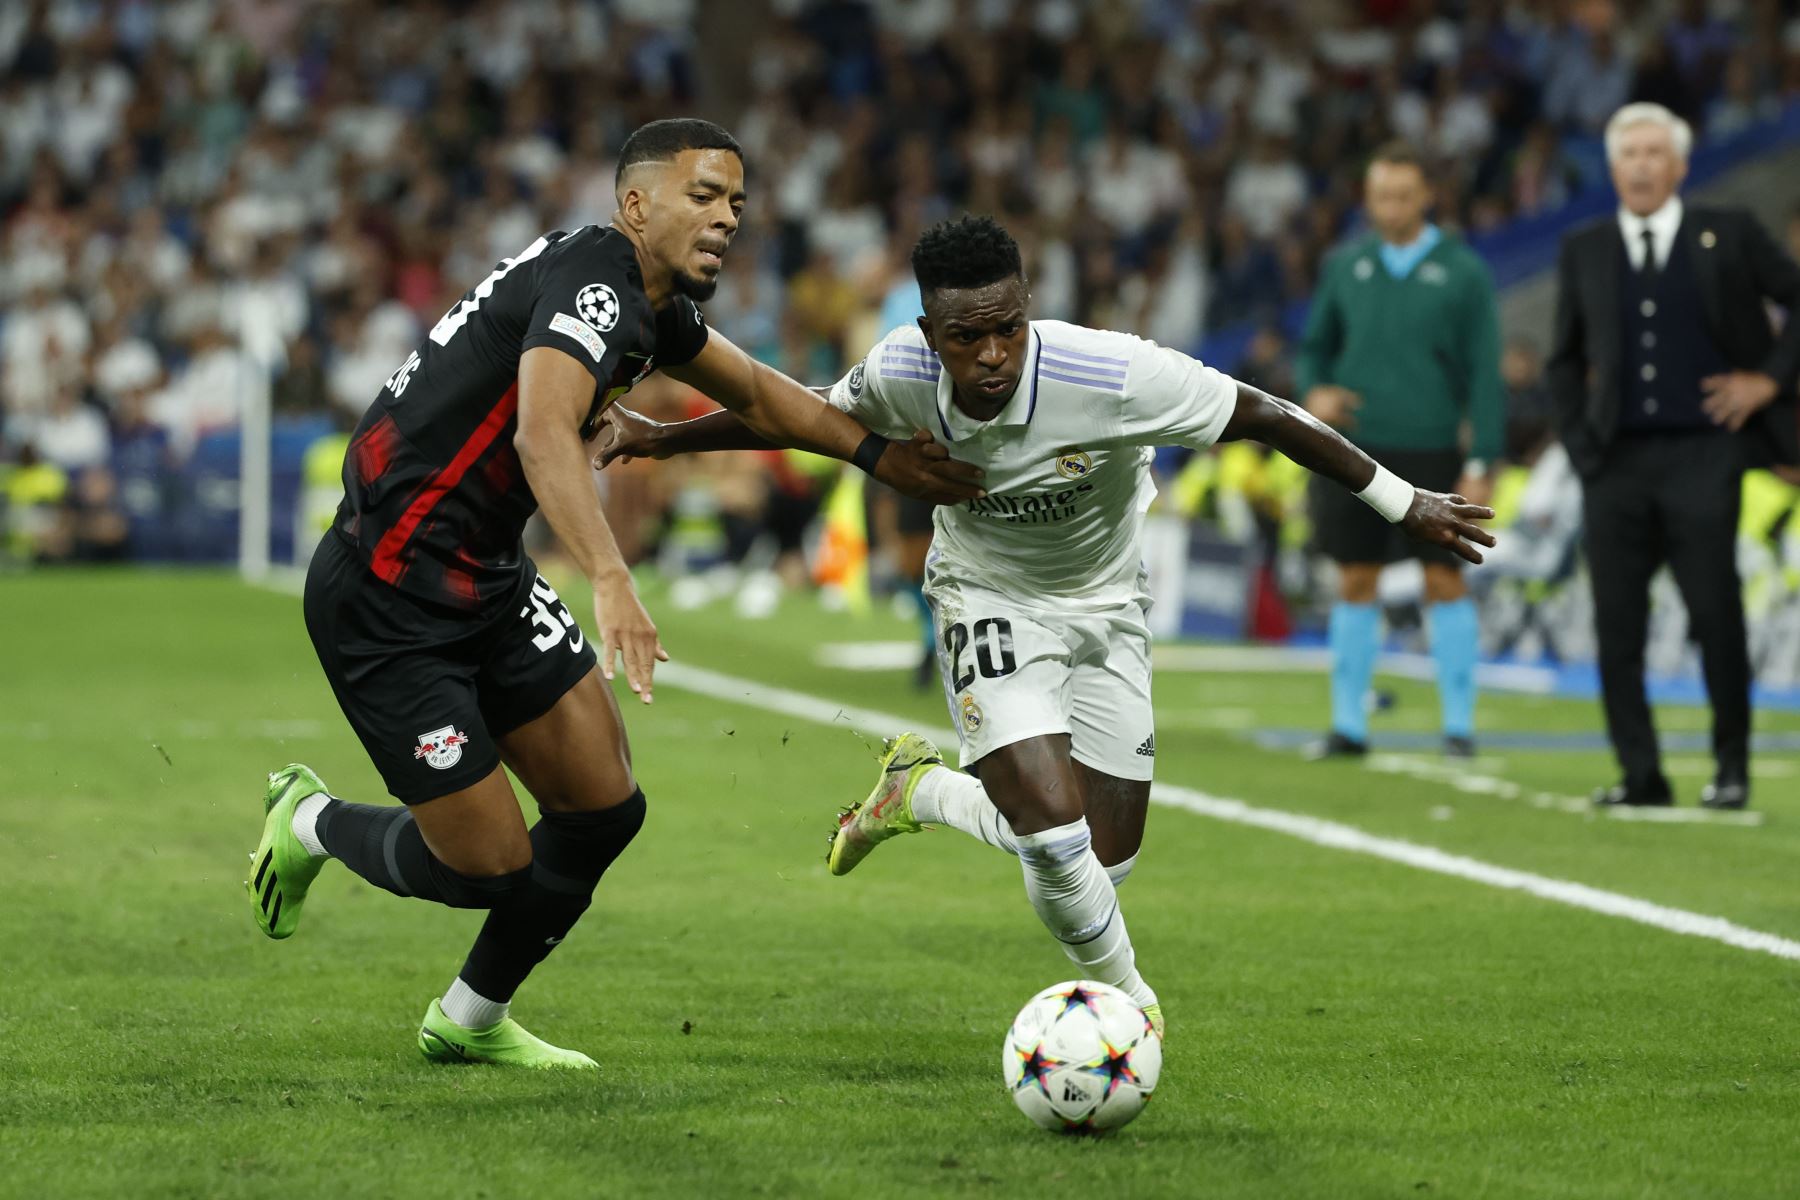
top-left (332, 225), bottom-right (708, 609)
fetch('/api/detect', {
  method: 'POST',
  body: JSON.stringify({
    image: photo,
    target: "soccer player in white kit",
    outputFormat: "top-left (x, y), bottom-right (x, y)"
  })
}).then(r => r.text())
top-left (596, 216), bottom-right (1494, 1036)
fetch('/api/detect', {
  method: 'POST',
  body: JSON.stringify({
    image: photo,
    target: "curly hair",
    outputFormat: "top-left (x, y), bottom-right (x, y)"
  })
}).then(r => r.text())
top-left (616, 118), bottom-right (743, 185)
top-left (910, 215), bottom-right (1024, 295)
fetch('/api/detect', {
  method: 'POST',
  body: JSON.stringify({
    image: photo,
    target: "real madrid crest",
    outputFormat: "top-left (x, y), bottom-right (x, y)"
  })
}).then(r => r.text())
top-left (1054, 447), bottom-right (1093, 480)
top-left (960, 694), bottom-right (984, 733)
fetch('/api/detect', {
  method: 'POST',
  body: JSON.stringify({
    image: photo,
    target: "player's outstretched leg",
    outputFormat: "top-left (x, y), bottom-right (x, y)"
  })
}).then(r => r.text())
top-left (436, 792), bottom-right (645, 1055)
top-left (1014, 818), bottom-right (1160, 1028)
top-left (854, 745), bottom-right (1144, 888)
top-left (827, 733), bottom-right (942, 875)
top-left (978, 737), bottom-right (1163, 1036)
top-left (414, 668), bottom-right (646, 1069)
top-left (247, 764), bottom-right (332, 939)
top-left (906, 760), bottom-right (1020, 858)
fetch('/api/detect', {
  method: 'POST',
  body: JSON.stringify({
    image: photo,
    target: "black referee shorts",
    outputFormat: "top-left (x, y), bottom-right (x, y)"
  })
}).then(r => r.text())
top-left (1310, 446), bottom-right (1465, 567)
top-left (302, 533), bottom-right (599, 804)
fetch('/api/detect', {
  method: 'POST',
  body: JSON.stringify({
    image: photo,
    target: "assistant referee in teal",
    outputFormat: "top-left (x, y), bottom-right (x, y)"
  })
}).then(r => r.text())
top-left (1297, 141), bottom-right (1505, 758)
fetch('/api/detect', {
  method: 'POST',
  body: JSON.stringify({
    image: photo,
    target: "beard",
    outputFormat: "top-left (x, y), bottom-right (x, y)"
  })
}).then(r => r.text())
top-left (672, 268), bottom-right (719, 302)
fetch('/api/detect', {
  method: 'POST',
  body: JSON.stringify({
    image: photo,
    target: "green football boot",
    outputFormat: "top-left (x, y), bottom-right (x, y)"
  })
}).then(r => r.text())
top-left (247, 763), bottom-right (331, 940)
top-left (417, 999), bottom-right (598, 1070)
top-left (826, 732), bottom-right (943, 877)
top-left (1142, 1003), bottom-right (1165, 1040)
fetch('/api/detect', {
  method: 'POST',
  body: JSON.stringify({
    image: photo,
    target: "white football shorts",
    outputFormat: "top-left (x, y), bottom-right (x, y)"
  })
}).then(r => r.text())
top-left (924, 582), bottom-right (1156, 781)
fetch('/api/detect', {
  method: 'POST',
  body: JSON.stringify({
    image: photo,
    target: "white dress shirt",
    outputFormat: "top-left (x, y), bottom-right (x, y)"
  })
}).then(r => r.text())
top-left (1617, 196), bottom-right (1684, 271)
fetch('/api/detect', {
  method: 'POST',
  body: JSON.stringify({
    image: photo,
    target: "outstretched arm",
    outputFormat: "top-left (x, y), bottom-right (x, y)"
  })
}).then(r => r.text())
top-left (589, 391), bottom-right (840, 465)
top-left (660, 332), bottom-right (981, 502)
top-left (1219, 381), bottom-right (1496, 564)
top-left (516, 346), bottom-right (666, 702)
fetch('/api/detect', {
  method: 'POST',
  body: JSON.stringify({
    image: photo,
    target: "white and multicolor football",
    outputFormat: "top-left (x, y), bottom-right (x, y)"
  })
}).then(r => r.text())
top-left (1002, 980), bottom-right (1162, 1133)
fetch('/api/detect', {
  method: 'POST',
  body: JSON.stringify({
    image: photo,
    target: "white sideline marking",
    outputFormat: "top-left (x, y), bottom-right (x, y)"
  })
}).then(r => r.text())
top-left (817, 641), bottom-right (924, 670)
top-left (658, 661), bottom-right (1800, 964)
top-left (819, 640), bottom-right (1562, 693)
top-left (1151, 643), bottom-right (1561, 693)
top-left (1366, 753), bottom-right (1767, 826)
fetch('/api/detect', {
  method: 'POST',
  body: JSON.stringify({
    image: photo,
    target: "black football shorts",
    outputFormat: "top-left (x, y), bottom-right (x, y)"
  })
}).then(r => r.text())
top-left (303, 532), bottom-right (598, 803)
top-left (1310, 446), bottom-right (1466, 568)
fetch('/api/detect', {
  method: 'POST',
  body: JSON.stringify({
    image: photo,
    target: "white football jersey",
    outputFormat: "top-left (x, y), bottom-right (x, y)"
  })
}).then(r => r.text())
top-left (828, 320), bottom-right (1237, 607)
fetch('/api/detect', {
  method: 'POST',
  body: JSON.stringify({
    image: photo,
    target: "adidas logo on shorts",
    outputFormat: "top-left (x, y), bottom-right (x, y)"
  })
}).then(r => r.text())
top-left (1135, 735), bottom-right (1155, 758)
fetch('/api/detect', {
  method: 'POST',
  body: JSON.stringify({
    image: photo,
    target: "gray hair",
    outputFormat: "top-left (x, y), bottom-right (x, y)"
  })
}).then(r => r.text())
top-left (1605, 103), bottom-right (1693, 163)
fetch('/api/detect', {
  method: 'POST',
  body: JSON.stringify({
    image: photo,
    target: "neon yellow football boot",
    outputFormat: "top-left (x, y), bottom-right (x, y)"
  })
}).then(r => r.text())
top-left (826, 733), bottom-right (943, 876)
top-left (247, 764), bottom-right (331, 939)
top-left (417, 999), bottom-right (598, 1070)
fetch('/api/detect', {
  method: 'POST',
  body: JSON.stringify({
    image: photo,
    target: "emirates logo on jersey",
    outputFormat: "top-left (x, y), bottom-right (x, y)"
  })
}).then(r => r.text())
top-left (966, 481), bottom-right (1095, 525)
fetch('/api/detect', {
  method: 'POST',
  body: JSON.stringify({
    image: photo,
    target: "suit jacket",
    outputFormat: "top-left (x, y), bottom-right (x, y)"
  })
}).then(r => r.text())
top-left (1547, 204), bottom-right (1800, 477)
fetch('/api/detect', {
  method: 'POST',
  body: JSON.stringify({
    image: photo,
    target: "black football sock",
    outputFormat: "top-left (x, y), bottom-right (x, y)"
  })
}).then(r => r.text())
top-left (315, 801), bottom-right (528, 908)
top-left (456, 790), bottom-right (647, 1005)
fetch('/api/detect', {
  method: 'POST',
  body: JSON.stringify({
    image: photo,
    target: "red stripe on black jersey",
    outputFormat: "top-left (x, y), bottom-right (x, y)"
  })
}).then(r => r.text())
top-left (349, 413), bottom-right (401, 486)
top-left (329, 226), bottom-right (708, 611)
top-left (370, 383), bottom-right (520, 586)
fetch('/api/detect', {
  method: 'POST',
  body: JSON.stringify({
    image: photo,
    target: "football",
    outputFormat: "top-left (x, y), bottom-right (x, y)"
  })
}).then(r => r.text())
top-left (1002, 980), bottom-right (1162, 1134)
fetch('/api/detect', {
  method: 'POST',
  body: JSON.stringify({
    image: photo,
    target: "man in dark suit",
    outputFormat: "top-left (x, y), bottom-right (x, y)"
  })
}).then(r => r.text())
top-left (1549, 102), bottom-right (1800, 810)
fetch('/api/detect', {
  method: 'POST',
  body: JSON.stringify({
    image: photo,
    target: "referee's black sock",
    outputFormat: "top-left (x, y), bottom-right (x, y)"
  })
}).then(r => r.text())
top-left (315, 801), bottom-right (529, 908)
top-left (457, 790), bottom-right (647, 1005)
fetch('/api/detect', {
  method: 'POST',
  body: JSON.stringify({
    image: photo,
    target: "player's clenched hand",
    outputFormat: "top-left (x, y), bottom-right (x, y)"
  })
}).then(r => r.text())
top-left (593, 574), bottom-right (668, 704)
top-left (591, 405), bottom-right (669, 469)
top-left (1400, 491), bottom-right (1497, 566)
top-left (875, 429), bottom-right (986, 505)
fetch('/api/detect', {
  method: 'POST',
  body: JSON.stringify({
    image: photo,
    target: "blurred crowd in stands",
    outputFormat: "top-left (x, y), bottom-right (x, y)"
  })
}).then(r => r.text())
top-left (3, 0), bottom-right (1799, 575)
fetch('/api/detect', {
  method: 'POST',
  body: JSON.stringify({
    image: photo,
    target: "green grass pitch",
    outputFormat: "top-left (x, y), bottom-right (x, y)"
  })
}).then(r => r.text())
top-left (3, 569), bottom-right (1797, 1199)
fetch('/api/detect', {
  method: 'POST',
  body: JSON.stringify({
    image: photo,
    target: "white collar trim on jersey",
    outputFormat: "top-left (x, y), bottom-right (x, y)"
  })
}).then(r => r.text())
top-left (935, 328), bottom-right (1041, 441)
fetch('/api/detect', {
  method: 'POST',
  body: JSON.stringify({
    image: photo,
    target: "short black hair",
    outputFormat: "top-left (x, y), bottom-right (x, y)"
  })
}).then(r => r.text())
top-left (911, 215), bottom-right (1024, 295)
top-left (616, 118), bottom-right (743, 186)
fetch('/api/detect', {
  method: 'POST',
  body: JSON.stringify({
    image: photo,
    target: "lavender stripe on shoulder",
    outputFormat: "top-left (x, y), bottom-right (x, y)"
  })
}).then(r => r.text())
top-left (1038, 356), bottom-right (1127, 381)
top-left (1038, 367), bottom-right (1125, 391)
top-left (1037, 343), bottom-right (1129, 367)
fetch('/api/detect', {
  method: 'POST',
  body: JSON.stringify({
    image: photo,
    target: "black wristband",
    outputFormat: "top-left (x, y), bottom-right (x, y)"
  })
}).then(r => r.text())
top-left (851, 432), bottom-right (891, 476)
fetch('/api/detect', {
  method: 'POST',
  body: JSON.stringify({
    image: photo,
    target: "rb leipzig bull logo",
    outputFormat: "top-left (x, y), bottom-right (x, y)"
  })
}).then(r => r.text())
top-left (415, 725), bottom-right (469, 770)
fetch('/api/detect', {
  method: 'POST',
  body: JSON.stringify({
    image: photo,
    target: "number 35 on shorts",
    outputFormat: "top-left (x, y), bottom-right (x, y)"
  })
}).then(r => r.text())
top-left (522, 576), bottom-right (585, 654)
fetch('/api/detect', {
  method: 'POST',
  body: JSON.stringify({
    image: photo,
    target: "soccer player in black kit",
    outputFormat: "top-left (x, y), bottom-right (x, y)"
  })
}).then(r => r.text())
top-left (244, 119), bottom-right (984, 1068)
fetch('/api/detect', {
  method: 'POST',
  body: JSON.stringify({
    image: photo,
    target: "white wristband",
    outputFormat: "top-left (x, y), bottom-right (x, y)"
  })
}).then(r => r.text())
top-left (1356, 464), bottom-right (1415, 523)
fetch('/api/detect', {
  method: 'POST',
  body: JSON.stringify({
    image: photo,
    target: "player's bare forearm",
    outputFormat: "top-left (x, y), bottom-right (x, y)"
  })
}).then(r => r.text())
top-left (663, 334), bottom-right (984, 502)
top-left (516, 348), bottom-right (634, 588)
top-left (1219, 383), bottom-right (1377, 492)
top-left (1219, 381), bottom-right (1495, 563)
top-left (664, 334), bottom-right (866, 459)
top-left (611, 386), bottom-right (836, 459)
top-left (655, 408), bottom-right (776, 454)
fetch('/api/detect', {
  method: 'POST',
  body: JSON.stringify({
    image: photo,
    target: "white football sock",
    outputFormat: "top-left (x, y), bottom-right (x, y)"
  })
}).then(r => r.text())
top-left (910, 767), bottom-right (1019, 855)
top-left (441, 977), bottom-right (509, 1029)
top-left (1105, 852), bottom-right (1138, 889)
top-left (290, 792), bottom-right (331, 858)
top-left (1014, 818), bottom-right (1157, 1010)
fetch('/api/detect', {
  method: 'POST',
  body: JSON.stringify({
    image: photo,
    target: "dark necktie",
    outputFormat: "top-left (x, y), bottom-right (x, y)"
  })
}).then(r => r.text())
top-left (1640, 228), bottom-right (1658, 282)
